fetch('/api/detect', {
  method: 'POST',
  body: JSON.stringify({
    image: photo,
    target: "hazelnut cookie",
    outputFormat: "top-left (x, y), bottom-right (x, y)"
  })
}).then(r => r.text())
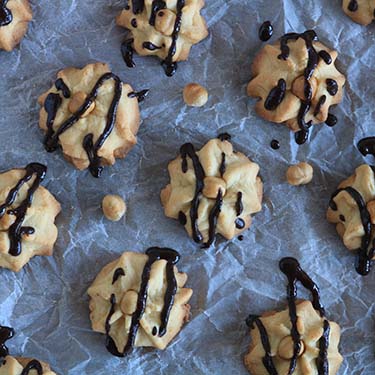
top-left (116, 0), bottom-right (208, 76)
top-left (327, 163), bottom-right (375, 275)
top-left (0, 326), bottom-right (57, 375)
top-left (342, 0), bottom-right (375, 25)
top-left (38, 63), bottom-right (147, 177)
top-left (0, 163), bottom-right (60, 272)
top-left (244, 258), bottom-right (343, 375)
top-left (88, 248), bottom-right (192, 356)
top-left (161, 135), bottom-right (263, 247)
top-left (0, 0), bottom-right (32, 51)
top-left (247, 30), bottom-right (345, 144)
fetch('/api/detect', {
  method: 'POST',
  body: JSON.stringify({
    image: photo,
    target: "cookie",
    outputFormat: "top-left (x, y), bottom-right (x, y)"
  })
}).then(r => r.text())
top-left (247, 30), bottom-right (346, 144)
top-left (342, 0), bottom-right (375, 25)
top-left (0, 163), bottom-right (60, 272)
top-left (0, 357), bottom-right (57, 375)
top-left (327, 163), bottom-right (375, 275)
top-left (116, 0), bottom-right (208, 76)
top-left (87, 247), bottom-right (192, 356)
top-left (38, 62), bottom-right (147, 177)
top-left (0, 0), bottom-right (32, 51)
top-left (0, 326), bottom-right (57, 375)
top-left (161, 135), bottom-right (263, 247)
top-left (244, 258), bottom-right (343, 375)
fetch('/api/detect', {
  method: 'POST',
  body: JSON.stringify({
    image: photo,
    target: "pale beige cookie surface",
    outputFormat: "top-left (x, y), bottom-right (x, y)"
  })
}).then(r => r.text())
top-left (38, 62), bottom-right (142, 177)
top-left (244, 300), bottom-right (343, 375)
top-left (88, 248), bottom-right (192, 355)
top-left (327, 164), bottom-right (375, 257)
top-left (0, 163), bottom-right (60, 272)
top-left (0, 356), bottom-right (57, 375)
top-left (342, 0), bottom-right (375, 25)
top-left (247, 30), bottom-right (345, 144)
top-left (161, 135), bottom-right (263, 247)
top-left (116, 0), bottom-right (208, 75)
top-left (0, 0), bottom-right (32, 51)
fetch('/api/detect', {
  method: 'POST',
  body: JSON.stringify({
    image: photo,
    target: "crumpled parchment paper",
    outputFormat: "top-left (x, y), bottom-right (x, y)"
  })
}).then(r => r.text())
top-left (0, 0), bottom-right (374, 374)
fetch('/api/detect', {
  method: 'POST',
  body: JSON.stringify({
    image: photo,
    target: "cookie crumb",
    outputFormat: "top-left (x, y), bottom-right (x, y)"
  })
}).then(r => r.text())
top-left (183, 83), bottom-right (208, 107)
top-left (102, 195), bottom-right (126, 221)
top-left (286, 162), bottom-right (313, 186)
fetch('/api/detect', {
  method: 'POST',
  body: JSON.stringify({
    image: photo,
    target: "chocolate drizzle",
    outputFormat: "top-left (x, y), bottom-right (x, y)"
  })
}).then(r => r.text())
top-left (247, 258), bottom-right (330, 375)
top-left (326, 79), bottom-right (338, 96)
top-left (325, 113), bottom-right (337, 127)
top-left (105, 247), bottom-right (180, 356)
top-left (162, 0), bottom-right (185, 76)
top-left (264, 79), bottom-right (286, 111)
top-left (44, 73), bottom-right (123, 178)
top-left (270, 139), bottom-right (280, 150)
top-left (55, 78), bottom-right (71, 98)
top-left (149, 0), bottom-right (166, 25)
top-left (329, 187), bottom-right (374, 275)
top-left (235, 192), bottom-right (243, 216)
top-left (246, 316), bottom-right (278, 375)
top-left (318, 51), bottom-right (332, 65)
top-left (131, 0), bottom-right (145, 14)
top-left (20, 360), bottom-right (43, 375)
top-left (358, 137), bottom-right (375, 157)
top-left (314, 95), bottom-right (326, 116)
top-left (204, 189), bottom-right (223, 248)
top-left (0, 163), bottom-right (47, 257)
top-left (128, 89), bottom-right (149, 102)
top-left (121, 39), bottom-right (136, 68)
top-left (143, 41), bottom-right (162, 51)
top-left (348, 0), bottom-right (358, 12)
top-left (217, 133), bottom-right (231, 142)
top-left (259, 21), bottom-right (273, 42)
top-left (0, 0), bottom-right (12, 27)
top-left (277, 30), bottom-right (328, 145)
top-left (112, 268), bottom-right (125, 284)
top-left (219, 153), bottom-right (226, 177)
top-left (0, 326), bottom-right (14, 358)
top-left (180, 143), bottom-right (205, 243)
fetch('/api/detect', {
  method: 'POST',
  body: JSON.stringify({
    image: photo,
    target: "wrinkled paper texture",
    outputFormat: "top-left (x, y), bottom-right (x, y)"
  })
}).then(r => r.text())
top-left (0, 0), bottom-right (374, 374)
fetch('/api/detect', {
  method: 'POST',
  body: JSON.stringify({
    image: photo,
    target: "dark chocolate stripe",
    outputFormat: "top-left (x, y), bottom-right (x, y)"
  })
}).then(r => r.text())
top-left (316, 319), bottom-right (330, 375)
top-left (128, 89), bottom-right (149, 103)
top-left (55, 78), bottom-right (71, 98)
top-left (180, 143), bottom-right (205, 243)
top-left (318, 50), bottom-right (332, 65)
top-left (149, 0), bottom-right (166, 25)
top-left (279, 257), bottom-right (325, 375)
top-left (330, 186), bottom-right (374, 275)
top-left (348, 0), bottom-right (358, 12)
top-left (236, 191), bottom-right (243, 216)
top-left (264, 79), bottom-right (286, 111)
top-left (20, 360), bottom-right (43, 375)
top-left (314, 95), bottom-right (326, 116)
top-left (143, 41), bottom-right (162, 50)
top-left (203, 189), bottom-right (223, 248)
top-left (0, 0), bottom-right (12, 26)
top-left (105, 248), bottom-right (180, 356)
top-left (219, 153), bottom-right (226, 177)
top-left (245, 316), bottom-right (278, 375)
top-left (131, 0), bottom-right (145, 14)
top-left (162, 0), bottom-right (185, 76)
top-left (357, 137), bottom-right (375, 157)
top-left (44, 73), bottom-right (122, 178)
top-left (112, 268), bottom-right (125, 284)
top-left (0, 326), bottom-right (14, 358)
top-left (0, 163), bottom-right (47, 257)
top-left (121, 39), bottom-right (136, 68)
top-left (326, 79), bottom-right (338, 96)
top-left (259, 21), bottom-right (273, 42)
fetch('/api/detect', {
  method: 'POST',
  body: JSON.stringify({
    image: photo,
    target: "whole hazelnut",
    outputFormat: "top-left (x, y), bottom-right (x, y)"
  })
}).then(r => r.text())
top-left (286, 162), bottom-right (313, 186)
top-left (183, 83), bottom-right (208, 107)
top-left (102, 195), bottom-right (126, 222)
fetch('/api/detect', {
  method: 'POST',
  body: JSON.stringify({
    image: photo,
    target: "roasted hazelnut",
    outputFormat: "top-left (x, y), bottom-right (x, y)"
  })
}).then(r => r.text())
top-left (183, 83), bottom-right (208, 107)
top-left (102, 195), bottom-right (126, 222)
top-left (286, 162), bottom-right (313, 186)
